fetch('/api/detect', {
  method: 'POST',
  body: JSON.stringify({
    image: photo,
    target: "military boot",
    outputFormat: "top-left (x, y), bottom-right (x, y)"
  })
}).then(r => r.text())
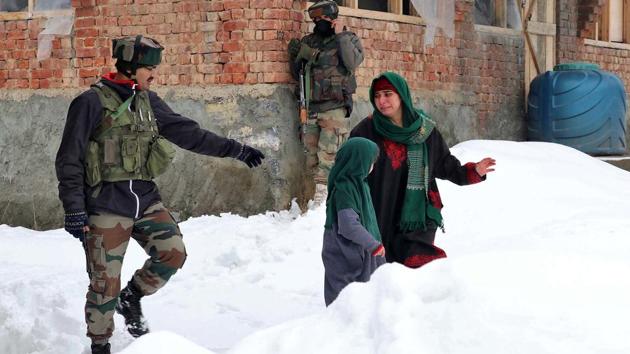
top-left (115, 281), bottom-right (149, 337)
top-left (91, 343), bottom-right (111, 354)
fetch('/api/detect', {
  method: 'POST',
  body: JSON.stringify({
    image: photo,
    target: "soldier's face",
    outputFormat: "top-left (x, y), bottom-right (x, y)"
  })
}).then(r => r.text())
top-left (312, 14), bottom-right (333, 23)
top-left (374, 90), bottom-right (401, 118)
top-left (136, 65), bottom-right (157, 90)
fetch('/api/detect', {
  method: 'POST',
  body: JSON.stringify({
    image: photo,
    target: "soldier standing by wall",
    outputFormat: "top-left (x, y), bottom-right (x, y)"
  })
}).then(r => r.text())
top-left (55, 35), bottom-right (264, 354)
top-left (288, 0), bottom-right (364, 202)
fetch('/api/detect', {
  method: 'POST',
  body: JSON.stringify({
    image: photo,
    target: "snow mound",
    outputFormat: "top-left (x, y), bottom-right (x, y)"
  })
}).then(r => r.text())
top-left (118, 331), bottom-right (217, 354)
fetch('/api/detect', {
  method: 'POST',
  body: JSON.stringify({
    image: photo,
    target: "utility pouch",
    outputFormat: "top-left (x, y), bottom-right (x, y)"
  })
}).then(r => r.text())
top-left (121, 135), bottom-right (139, 172)
top-left (146, 136), bottom-right (175, 178)
top-left (85, 141), bottom-right (102, 187)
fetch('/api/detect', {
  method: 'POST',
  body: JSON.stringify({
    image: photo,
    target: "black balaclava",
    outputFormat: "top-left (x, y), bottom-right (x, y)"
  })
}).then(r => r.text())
top-left (314, 19), bottom-right (335, 37)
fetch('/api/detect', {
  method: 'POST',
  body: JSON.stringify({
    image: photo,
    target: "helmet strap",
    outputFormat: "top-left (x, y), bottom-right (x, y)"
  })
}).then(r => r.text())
top-left (129, 35), bottom-right (143, 77)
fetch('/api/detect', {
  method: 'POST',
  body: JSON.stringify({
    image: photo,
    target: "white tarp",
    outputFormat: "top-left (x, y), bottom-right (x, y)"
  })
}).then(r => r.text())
top-left (37, 15), bottom-right (73, 61)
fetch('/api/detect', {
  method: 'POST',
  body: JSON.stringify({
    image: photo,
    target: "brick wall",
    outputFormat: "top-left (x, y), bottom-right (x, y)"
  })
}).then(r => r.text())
top-left (557, 0), bottom-right (630, 88)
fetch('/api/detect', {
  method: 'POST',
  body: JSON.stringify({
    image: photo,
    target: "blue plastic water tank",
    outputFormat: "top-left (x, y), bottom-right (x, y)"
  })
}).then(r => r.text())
top-left (527, 62), bottom-right (627, 155)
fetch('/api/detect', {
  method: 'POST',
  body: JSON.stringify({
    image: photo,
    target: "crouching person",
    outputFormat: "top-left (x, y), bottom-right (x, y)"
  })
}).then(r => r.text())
top-left (55, 35), bottom-right (265, 354)
top-left (321, 137), bottom-right (386, 306)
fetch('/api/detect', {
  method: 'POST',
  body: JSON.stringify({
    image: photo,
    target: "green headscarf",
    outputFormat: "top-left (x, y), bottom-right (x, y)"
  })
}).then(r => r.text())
top-left (369, 71), bottom-right (442, 231)
top-left (324, 137), bottom-right (381, 242)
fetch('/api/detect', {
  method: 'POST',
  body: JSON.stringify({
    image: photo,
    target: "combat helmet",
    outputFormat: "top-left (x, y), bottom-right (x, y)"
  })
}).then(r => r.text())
top-left (307, 0), bottom-right (339, 20)
top-left (112, 35), bottom-right (163, 76)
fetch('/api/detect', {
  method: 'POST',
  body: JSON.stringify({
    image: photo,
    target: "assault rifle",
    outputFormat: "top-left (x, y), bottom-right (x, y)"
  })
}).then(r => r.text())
top-left (298, 64), bottom-right (308, 139)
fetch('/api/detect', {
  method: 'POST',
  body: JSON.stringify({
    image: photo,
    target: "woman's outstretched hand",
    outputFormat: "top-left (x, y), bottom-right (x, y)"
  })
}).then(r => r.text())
top-left (475, 157), bottom-right (496, 176)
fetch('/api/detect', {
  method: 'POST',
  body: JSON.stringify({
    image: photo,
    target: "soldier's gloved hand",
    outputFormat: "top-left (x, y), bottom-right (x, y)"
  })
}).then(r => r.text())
top-left (237, 145), bottom-right (265, 168)
top-left (64, 210), bottom-right (89, 242)
top-left (296, 43), bottom-right (319, 63)
top-left (288, 38), bottom-right (301, 58)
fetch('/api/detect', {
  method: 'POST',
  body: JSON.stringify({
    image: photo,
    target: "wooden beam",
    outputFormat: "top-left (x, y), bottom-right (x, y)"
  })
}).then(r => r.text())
top-left (389, 0), bottom-right (403, 15)
top-left (625, 0), bottom-right (630, 43)
top-left (545, 0), bottom-right (555, 73)
top-left (522, 0), bottom-right (541, 75)
top-left (527, 20), bottom-right (556, 36)
top-left (344, 0), bottom-right (358, 9)
top-left (601, 0), bottom-right (610, 41)
top-left (495, 0), bottom-right (507, 27)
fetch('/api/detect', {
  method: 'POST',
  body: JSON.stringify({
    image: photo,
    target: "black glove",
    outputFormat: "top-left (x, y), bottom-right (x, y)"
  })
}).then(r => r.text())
top-left (64, 210), bottom-right (88, 242)
top-left (288, 38), bottom-right (301, 58)
top-left (237, 145), bottom-right (265, 168)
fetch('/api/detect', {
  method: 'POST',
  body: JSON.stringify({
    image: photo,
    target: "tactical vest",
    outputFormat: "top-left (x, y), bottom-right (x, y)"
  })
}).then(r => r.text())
top-left (84, 81), bottom-right (175, 186)
top-left (308, 33), bottom-right (357, 105)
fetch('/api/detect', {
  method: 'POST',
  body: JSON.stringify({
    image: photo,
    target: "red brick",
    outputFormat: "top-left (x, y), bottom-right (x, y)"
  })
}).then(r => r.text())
top-left (224, 62), bottom-right (248, 73)
top-left (32, 69), bottom-right (53, 79)
top-left (263, 9), bottom-right (290, 20)
top-left (223, 20), bottom-right (248, 32)
top-left (263, 72), bottom-right (291, 83)
top-left (232, 73), bottom-right (246, 84)
top-left (79, 68), bottom-right (99, 78)
top-left (223, 41), bottom-right (243, 52)
top-left (76, 7), bottom-right (99, 17)
top-left (263, 30), bottom-right (278, 40)
top-left (75, 28), bottom-right (99, 38)
top-left (76, 48), bottom-right (97, 58)
top-left (251, 0), bottom-right (273, 8)
top-left (250, 19), bottom-right (280, 30)
top-left (220, 73), bottom-right (233, 83)
top-left (224, 0), bottom-right (249, 10)
top-left (7, 31), bottom-right (26, 40)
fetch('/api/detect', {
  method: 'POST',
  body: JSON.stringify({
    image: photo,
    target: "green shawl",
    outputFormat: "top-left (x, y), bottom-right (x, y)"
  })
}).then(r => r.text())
top-left (324, 137), bottom-right (382, 242)
top-left (369, 71), bottom-right (442, 231)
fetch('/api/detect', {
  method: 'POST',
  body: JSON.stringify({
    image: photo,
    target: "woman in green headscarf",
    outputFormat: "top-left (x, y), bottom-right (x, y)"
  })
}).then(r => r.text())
top-left (322, 137), bottom-right (386, 306)
top-left (350, 72), bottom-right (496, 268)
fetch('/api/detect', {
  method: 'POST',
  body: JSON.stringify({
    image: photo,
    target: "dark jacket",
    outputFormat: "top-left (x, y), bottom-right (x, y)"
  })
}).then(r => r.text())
top-left (350, 117), bottom-right (485, 257)
top-left (55, 75), bottom-right (243, 218)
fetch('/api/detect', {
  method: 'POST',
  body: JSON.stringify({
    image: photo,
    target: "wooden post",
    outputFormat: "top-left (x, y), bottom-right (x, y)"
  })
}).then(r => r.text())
top-left (523, 0), bottom-right (541, 75)
top-left (389, 0), bottom-right (403, 15)
top-left (344, 0), bottom-right (358, 9)
top-left (545, 0), bottom-right (555, 71)
top-left (601, 0), bottom-right (610, 42)
top-left (624, 0), bottom-right (630, 43)
top-left (495, 0), bottom-right (507, 27)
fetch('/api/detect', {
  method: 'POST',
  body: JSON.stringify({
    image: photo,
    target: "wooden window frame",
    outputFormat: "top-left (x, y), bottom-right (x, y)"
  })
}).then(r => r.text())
top-left (0, 0), bottom-right (72, 21)
top-left (307, 0), bottom-right (423, 25)
top-left (474, 0), bottom-right (521, 29)
top-left (596, 0), bottom-right (630, 44)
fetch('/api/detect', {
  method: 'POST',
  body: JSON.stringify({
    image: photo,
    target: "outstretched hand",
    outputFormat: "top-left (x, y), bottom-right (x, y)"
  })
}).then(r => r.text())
top-left (237, 145), bottom-right (265, 168)
top-left (475, 157), bottom-right (496, 176)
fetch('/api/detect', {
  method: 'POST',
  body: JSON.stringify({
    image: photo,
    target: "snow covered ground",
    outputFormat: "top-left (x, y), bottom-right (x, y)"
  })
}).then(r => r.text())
top-left (1, 141), bottom-right (629, 354)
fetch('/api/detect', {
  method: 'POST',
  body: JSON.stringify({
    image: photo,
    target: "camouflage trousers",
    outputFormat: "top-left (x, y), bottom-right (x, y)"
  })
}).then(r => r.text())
top-left (83, 202), bottom-right (186, 344)
top-left (303, 107), bottom-right (349, 184)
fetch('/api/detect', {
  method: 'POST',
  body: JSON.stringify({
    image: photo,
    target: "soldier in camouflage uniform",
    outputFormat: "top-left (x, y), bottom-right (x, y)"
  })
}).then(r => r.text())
top-left (288, 0), bottom-right (364, 197)
top-left (55, 35), bottom-right (264, 354)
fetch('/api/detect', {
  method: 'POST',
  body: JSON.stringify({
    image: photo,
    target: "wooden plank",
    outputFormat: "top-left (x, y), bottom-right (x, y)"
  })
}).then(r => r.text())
top-left (625, 0), bottom-right (630, 43)
top-left (389, 0), bottom-right (403, 15)
top-left (601, 0), bottom-right (609, 42)
top-left (495, 0), bottom-right (507, 27)
top-left (336, 4), bottom-right (424, 24)
top-left (545, 0), bottom-right (555, 72)
top-left (527, 20), bottom-right (556, 36)
top-left (344, 0), bottom-right (358, 8)
top-left (0, 12), bottom-right (30, 20)
top-left (610, 0), bottom-right (624, 42)
top-left (523, 0), bottom-right (541, 75)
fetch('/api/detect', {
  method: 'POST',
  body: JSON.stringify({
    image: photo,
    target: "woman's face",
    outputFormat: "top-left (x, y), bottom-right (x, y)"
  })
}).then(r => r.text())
top-left (374, 90), bottom-right (401, 118)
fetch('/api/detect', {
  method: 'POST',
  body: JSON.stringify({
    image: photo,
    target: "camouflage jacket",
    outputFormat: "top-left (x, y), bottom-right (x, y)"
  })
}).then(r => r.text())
top-left (289, 31), bottom-right (364, 116)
